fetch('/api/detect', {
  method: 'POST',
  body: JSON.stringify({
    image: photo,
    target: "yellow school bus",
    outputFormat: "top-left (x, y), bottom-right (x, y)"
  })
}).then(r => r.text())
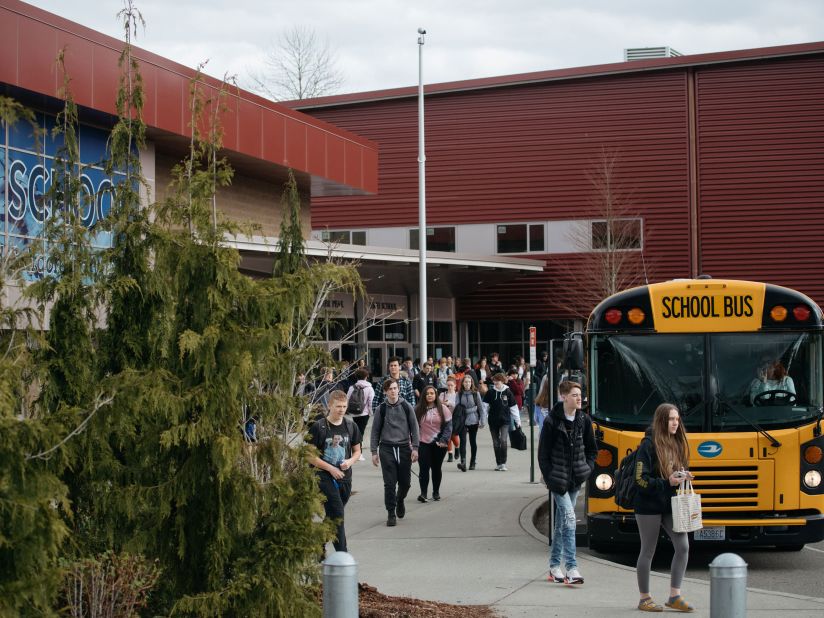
top-left (582, 278), bottom-right (824, 551)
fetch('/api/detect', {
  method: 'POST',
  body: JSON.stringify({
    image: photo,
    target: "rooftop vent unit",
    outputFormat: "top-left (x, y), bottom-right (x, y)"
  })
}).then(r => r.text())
top-left (624, 46), bottom-right (683, 61)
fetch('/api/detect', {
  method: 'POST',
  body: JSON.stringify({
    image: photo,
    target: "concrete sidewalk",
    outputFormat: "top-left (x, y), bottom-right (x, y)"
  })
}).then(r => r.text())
top-left (336, 419), bottom-right (824, 617)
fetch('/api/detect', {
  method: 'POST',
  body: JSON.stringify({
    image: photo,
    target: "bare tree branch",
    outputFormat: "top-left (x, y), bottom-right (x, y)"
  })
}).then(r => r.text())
top-left (26, 392), bottom-right (115, 461)
top-left (556, 147), bottom-right (650, 318)
top-left (246, 25), bottom-right (344, 101)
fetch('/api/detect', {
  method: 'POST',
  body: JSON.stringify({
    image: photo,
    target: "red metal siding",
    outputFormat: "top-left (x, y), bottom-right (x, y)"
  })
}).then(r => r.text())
top-left (307, 72), bottom-right (692, 318)
top-left (0, 0), bottom-right (377, 195)
top-left (696, 56), bottom-right (824, 307)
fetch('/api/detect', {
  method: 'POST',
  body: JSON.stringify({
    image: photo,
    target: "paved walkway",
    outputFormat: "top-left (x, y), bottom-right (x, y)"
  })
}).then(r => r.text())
top-left (336, 418), bottom-right (824, 616)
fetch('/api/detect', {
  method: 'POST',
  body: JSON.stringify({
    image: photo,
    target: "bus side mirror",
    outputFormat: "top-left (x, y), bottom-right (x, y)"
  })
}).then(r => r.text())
top-left (563, 339), bottom-right (584, 371)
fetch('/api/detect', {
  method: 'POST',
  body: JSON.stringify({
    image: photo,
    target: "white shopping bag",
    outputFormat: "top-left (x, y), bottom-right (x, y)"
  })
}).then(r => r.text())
top-left (671, 478), bottom-right (703, 533)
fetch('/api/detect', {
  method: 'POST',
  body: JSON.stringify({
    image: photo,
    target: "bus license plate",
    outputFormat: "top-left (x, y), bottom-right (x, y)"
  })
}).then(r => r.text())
top-left (694, 526), bottom-right (725, 541)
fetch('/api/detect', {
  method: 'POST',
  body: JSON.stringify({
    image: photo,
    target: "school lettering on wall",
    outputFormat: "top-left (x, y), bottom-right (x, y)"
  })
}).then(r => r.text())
top-left (1, 112), bottom-right (126, 278)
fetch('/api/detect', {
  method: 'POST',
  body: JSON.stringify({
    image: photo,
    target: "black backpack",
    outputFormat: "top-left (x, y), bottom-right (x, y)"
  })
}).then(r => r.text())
top-left (613, 447), bottom-right (639, 509)
top-left (346, 384), bottom-right (367, 415)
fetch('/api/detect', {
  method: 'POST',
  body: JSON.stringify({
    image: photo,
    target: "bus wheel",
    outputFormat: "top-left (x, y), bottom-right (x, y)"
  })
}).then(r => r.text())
top-left (776, 544), bottom-right (804, 552)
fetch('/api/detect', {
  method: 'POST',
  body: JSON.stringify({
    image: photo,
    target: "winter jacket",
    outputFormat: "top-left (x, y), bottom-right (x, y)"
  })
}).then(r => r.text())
top-left (483, 385), bottom-right (519, 428)
top-left (413, 371), bottom-right (434, 397)
top-left (458, 390), bottom-right (485, 427)
top-left (370, 398), bottom-right (420, 451)
top-left (632, 429), bottom-right (680, 515)
top-left (537, 402), bottom-right (597, 494)
top-left (508, 378), bottom-right (525, 408)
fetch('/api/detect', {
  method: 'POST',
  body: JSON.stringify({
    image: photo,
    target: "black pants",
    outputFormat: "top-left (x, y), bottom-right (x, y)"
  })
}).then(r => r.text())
top-left (379, 444), bottom-right (412, 512)
top-left (352, 414), bottom-right (369, 439)
top-left (460, 424), bottom-right (479, 464)
top-left (317, 471), bottom-right (352, 552)
top-left (490, 423), bottom-right (509, 464)
top-left (418, 441), bottom-right (448, 497)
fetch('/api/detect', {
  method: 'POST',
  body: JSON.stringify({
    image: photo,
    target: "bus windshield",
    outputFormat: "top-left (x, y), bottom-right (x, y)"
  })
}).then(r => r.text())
top-left (591, 332), bottom-right (823, 431)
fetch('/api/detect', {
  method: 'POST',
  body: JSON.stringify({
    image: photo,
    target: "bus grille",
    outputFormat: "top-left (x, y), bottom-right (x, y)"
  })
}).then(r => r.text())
top-left (690, 465), bottom-right (760, 509)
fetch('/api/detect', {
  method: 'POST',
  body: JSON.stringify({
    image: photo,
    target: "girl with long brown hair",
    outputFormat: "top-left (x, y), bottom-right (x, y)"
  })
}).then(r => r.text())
top-left (415, 385), bottom-right (452, 502)
top-left (633, 403), bottom-right (695, 612)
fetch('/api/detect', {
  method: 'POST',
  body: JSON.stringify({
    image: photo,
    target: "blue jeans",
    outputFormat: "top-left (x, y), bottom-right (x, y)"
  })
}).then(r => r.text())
top-left (550, 487), bottom-right (580, 570)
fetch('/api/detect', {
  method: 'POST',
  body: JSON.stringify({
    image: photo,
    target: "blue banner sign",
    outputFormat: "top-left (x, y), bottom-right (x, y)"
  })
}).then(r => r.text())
top-left (1, 112), bottom-right (125, 277)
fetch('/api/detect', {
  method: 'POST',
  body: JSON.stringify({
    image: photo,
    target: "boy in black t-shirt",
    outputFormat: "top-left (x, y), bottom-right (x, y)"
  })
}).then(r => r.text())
top-left (308, 390), bottom-right (362, 553)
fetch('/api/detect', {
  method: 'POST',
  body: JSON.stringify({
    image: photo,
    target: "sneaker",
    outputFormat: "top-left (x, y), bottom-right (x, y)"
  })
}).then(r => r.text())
top-left (499, 464), bottom-right (508, 471)
top-left (548, 566), bottom-right (565, 583)
top-left (564, 568), bottom-right (583, 584)
top-left (386, 512), bottom-right (397, 527)
top-left (396, 500), bottom-right (405, 519)
top-left (358, 454), bottom-right (365, 461)
top-left (447, 453), bottom-right (453, 462)
top-left (469, 462), bottom-right (476, 470)
top-left (457, 462), bottom-right (466, 472)
top-left (417, 494), bottom-right (428, 503)
top-left (432, 492), bottom-right (440, 501)
top-left (494, 464), bottom-right (503, 471)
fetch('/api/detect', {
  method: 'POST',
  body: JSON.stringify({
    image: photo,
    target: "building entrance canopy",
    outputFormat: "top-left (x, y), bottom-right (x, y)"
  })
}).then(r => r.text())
top-left (231, 236), bottom-right (544, 297)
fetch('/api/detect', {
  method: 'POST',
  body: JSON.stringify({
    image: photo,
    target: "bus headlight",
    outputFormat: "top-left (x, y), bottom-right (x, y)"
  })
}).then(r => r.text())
top-left (804, 470), bottom-right (822, 488)
top-left (595, 473), bottom-right (614, 491)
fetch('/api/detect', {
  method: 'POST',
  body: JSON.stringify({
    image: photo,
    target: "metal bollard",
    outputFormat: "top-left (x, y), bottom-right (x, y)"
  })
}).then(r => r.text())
top-left (323, 551), bottom-right (358, 618)
top-left (709, 552), bottom-right (747, 618)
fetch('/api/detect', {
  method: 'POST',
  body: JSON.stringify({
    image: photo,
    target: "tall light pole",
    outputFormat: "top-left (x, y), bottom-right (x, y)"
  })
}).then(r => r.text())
top-left (417, 27), bottom-right (427, 364)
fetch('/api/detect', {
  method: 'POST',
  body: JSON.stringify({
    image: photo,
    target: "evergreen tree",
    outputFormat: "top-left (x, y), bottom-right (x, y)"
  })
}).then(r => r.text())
top-left (0, 96), bottom-right (69, 617)
top-left (2, 3), bottom-right (366, 613)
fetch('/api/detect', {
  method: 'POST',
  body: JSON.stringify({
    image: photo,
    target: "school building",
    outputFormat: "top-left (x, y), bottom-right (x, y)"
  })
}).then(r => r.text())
top-left (290, 39), bottom-right (824, 367)
top-left (4, 0), bottom-right (824, 372)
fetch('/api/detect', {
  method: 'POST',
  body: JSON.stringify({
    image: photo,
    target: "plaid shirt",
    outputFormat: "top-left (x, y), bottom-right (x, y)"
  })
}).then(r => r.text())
top-left (372, 375), bottom-right (416, 412)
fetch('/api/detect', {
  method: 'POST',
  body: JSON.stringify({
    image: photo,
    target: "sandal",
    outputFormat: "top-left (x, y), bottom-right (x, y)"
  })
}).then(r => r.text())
top-left (637, 597), bottom-right (663, 612)
top-left (665, 595), bottom-right (694, 612)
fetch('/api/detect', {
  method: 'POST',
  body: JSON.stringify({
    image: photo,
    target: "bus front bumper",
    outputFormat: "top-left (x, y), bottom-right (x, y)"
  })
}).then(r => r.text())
top-left (587, 512), bottom-right (824, 550)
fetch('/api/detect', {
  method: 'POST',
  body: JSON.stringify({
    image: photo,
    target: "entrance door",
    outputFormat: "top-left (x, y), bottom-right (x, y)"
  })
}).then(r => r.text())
top-left (368, 345), bottom-right (384, 380)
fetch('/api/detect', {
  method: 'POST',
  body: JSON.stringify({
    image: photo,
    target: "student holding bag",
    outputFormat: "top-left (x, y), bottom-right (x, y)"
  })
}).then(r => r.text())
top-left (633, 403), bottom-right (695, 613)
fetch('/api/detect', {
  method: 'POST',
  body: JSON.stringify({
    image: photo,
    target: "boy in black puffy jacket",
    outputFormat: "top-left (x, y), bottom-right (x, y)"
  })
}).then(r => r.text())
top-left (537, 381), bottom-right (596, 585)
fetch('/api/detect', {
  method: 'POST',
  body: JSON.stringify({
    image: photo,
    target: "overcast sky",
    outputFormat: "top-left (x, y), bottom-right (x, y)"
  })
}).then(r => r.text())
top-left (26, 0), bottom-right (824, 96)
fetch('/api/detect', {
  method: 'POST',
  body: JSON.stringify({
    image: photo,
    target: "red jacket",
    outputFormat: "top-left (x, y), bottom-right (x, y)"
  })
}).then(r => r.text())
top-left (508, 378), bottom-right (524, 408)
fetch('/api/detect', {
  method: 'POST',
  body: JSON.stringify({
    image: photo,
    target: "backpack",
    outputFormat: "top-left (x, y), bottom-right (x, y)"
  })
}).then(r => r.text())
top-left (346, 384), bottom-right (367, 415)
top-left (613, 447), bottom-right (640, 509)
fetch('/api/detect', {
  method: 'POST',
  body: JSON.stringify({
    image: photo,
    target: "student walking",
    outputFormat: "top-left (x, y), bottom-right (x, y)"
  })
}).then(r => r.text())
top-left (346, 368), bottom-right (374, 460)
top-left (370, 378), bottom-right (420, 527)
top-left (634, 403), bottom-right (695, 612)
top-left (537, 380), bottom-right (597, 585)
top-left (415, 385), bottom-right (452, 502)
top-left (483, 373), bottom-right (520, 471)
top-left (372, 356), bottom-right (417, 411)
top-left (439, 375), bottom-right (459, 462)
top-left (457, 374), bottom-right (486, 470)
top-left (307, 390), bottom-right (362, 553)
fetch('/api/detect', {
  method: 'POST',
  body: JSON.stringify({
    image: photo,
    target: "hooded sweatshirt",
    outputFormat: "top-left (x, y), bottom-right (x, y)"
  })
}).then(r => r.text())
top-left (346, 379), bottom-right (375, 417)
top-left (370, 397), bottom-right (420, 451)
top-left (483, 383), bottom-right (520, 428)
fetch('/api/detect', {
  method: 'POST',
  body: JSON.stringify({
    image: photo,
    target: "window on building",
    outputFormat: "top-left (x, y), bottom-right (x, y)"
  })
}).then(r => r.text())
top-left (384, 320), bottom-right (408, 341)
top-left (496, 223), bottom-right (545, 254)
top-left (409, 227), bottom-right (456, 252)
top-left (591, 218), bottom-right (642, 251)
top-left (320, 230), bottom-right (366, 245)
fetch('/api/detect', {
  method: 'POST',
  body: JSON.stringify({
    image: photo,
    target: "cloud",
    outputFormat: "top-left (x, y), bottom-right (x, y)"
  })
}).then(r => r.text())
top-left (25, 0), bottom-right (824, 96)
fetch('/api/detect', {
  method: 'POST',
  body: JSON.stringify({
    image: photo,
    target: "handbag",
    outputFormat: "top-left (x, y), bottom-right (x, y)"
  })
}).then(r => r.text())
top-left (671, 478), bottom-right (703, 533)
top-left (509, 425), bottom-right (527, 451)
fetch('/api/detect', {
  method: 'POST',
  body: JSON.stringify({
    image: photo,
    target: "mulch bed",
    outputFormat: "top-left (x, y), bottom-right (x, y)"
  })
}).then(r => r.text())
top-left (354, 582), bottom-right (499, 617)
